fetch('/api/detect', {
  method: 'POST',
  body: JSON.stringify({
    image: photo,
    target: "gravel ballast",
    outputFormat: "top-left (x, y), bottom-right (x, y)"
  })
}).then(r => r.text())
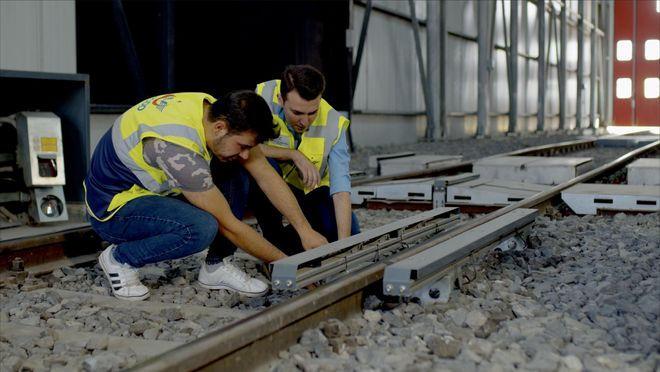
top-left (2, 136), bottom-right (654, 371)
top-left (271, 212), bottom-right (660, 371)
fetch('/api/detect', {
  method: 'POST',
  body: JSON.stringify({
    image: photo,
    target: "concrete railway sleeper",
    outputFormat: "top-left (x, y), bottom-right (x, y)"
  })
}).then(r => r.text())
top-left (0, 137), bottom-right (601, 275)
top-left (0, 139), bottom-right (656, 371)
top-left (126, 141), bottom-right (658, 371)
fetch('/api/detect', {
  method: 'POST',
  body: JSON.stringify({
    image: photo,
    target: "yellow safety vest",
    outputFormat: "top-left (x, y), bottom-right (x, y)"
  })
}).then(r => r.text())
top-left (84, 93), bottom-right (214, 221)
top-left (256, 79), bottom-right (350, 194)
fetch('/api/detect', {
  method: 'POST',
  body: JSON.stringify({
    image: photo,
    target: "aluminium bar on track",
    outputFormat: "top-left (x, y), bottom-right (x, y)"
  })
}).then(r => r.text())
top-left (129, 142), bottom-right (660, 372)
top-left (271, 207), bottom-right (459, 290)
top-left (383, 208), bottom-right (538, 297)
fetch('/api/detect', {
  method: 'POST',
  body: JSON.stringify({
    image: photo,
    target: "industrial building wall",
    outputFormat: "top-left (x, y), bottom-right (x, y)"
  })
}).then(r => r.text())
top-left (351, 1), bottom-right (428, 146)
top-left (0, 0), bottom-right (612, 151)
top-left (350, 0), bottom-right (612, 146)
top-left (0, 0), bottom-right (76, 73)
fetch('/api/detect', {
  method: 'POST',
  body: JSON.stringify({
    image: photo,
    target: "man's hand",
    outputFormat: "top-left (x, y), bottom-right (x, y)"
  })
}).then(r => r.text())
top-left (299, 227), bottom-right (328, 250)
top-left (292, 151), bottom-right (321, 189)
top-left (182, 187), bottom-right (286, 263)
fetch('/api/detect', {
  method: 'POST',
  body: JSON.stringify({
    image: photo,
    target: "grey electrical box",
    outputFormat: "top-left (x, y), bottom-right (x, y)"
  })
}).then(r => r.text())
top-left (15, 111), bottom-right (69, 223)
top-left (29, 187), bottom-right (69, 223)
top-left (16, 112), bottom-right (66, 187)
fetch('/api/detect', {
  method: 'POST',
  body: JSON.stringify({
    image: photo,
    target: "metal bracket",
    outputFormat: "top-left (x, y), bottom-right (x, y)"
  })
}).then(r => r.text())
top-left (494, 233), bottom-right (526, 252)
top-left (411, 271), bottom-right (455, 304)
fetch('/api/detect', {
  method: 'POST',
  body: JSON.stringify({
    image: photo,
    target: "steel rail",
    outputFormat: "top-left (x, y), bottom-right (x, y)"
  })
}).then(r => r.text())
top-left (272, 207), bottom-right (459, 290)
top-left (0, 138), bottom-right (595, 273)
top-left (130, 140), bottom-right (658, 372)
top-left (352, 138), bottom-right (596, 186)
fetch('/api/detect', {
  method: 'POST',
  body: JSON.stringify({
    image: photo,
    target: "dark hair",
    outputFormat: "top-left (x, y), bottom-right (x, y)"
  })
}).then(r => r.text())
top-left (209, 90), bottom-right (278, 143)
top-left (280, 65), bottom-right (326, 101)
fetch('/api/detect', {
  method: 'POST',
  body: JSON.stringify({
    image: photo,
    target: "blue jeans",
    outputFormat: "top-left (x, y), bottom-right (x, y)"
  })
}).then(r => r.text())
top-left (206, 158), bottom-right (360, 263)
top-left (89, 195), bottom-right (218, 267)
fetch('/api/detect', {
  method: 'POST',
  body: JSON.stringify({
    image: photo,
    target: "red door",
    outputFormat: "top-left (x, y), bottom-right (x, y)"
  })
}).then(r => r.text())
top-left (613, 0), bottom-right (660, 126)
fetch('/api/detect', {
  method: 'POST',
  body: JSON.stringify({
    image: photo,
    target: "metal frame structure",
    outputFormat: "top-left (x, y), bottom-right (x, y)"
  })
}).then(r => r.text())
top-left (383, 208), bottom-right (538, 296)
top-left (130, 140), bottom-right (660, 372)
top-left (351, 0), bottom-right (612, 140)
top-left (271, 207), bottom-right (460, 290)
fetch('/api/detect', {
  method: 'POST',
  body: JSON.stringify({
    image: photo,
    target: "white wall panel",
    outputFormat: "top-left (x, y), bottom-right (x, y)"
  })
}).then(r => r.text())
top-left (491, 49), bottom-right (509, 114)
top-left (446, 36), bottom-right (478, 114)
top-left (0, 0), bottom-right (76, 73)
top-left (446, 0), bottom-right (477, 38)
top-left (353, 2), bottom-right (425, 113)
top-left (373, 0), bottom-right (426, 21)
top-left (350, 0), bottom-right (608, 145)
top-left (351, 114), bottom-right (424, 147)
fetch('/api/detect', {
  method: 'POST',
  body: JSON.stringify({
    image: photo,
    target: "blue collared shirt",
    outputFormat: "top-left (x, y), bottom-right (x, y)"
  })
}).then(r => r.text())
top-left (276, 107), bottom-right (351, 195)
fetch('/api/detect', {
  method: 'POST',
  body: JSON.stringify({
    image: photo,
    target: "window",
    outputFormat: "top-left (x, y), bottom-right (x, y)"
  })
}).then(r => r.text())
top-left (645, 39), bottom-right (660, 60)
top-left (616, 40), bottom-right (633, 61)
top-left (657, 0), bottom-right (659, 12)
top-left (616, 78), bottom-right (632, 99)
top-left (644, 78), bottom-right (660, 99)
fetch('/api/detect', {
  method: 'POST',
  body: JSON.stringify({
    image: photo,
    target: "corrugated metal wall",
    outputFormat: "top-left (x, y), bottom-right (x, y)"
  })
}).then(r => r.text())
top-left (351, 0), bottom-right (612, 146)
top-left (0, 0), bottom-right (76, 73)
top-left (0, 0), bottom-right (611, 149)
top-left (351, 1), bottom-right (428, 146)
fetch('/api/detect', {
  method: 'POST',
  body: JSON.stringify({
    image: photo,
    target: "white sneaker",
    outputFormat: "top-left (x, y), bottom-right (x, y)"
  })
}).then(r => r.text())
top-left (198, 257), bottom-right (268, 297)
top-left (98, 245), bottom-right (150, 301)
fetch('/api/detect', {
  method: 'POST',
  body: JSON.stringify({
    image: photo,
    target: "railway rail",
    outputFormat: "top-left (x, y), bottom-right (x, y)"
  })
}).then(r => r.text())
top-left (0, 138), bottom-right (656, 371)
top-left (0, 137), bottom-right (597, 275)
top-left (130, 140), bottom-right (659, 371)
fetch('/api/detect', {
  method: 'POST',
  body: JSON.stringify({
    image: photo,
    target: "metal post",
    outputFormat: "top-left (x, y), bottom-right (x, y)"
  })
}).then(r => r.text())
top-left (439, 1), bottom-right (447, 139)
top-left (427, 0), bottom-right (441, 140)
top-left (351, 0), bottom-right (372, 97)
top-left (408, 0), bottom-right (435, 140)
top-left (589, 0), bottom-right (597, 129)
top-left (537, 0), bottom-right (546, 132)
top-left (605, 0), bottom-right (614, 125)
top-left (559, 1), bottom-right (567, 130)
top-left (597, 1), bottom-right (606, 129)
top-left (477, 0), bottom-right (492, 137)
top-left (508, 0), bottom-right (519, 134)
top-left (576, 0), bottom-right (584, 129)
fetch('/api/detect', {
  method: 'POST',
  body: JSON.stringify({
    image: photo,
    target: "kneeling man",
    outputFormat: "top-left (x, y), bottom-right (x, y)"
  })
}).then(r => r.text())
top-left (85, 91), bottom-right (327, 300)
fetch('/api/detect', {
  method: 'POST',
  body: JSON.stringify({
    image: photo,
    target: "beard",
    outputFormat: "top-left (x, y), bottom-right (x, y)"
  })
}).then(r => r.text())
top-left (216, 154), bottom-right (239, 163)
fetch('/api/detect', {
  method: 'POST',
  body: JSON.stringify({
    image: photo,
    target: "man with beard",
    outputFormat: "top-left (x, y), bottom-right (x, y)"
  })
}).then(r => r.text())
top-left (85, 91), bottom-right (327, 301)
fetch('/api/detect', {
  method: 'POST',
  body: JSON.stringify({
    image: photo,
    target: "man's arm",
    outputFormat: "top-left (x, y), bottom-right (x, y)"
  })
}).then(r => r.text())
top-left (244, 146), bottom-right (328, 250)
top-left (328, 127), bottom-right (353, 240)
top-left (332, 192), bottom-right (352, 239)
top-left (258, 144), bottom-right (320, 189)
top-left (183, 187), bottom-right (286, 262)
top-left (142, 138), bottom-right (286, 263)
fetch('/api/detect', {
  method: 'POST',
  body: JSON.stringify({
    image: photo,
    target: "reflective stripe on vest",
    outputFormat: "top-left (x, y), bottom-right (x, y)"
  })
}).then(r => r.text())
top-left (85, 92), bottom-right (214, 222)
top-left (305, 109), bottom-right (341, 178)
top-left (259, 79), bottom-right (282, 113)
top-left (258, 79), bottom-right (346, 193)
top-left (111, 117), bottom-right (206, 194)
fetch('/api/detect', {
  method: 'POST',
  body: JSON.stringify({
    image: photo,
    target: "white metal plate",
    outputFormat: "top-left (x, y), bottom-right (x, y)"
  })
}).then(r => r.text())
top-left (446, 178), bottom-right (549, 206)
top-left (562, 183), bottom-right (660, 214)
top-left (474, 156), bottom-right (594, 185)
top-left (350, 178), bottom-right (435, 204)
top-left (379, 155), bottom-right (463, 176)
top-left (627, 158), bottom-right (660, 186)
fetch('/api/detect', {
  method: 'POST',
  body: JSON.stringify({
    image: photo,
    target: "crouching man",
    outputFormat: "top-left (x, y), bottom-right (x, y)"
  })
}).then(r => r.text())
top-left (84, 91), bottom-right (327, 301)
